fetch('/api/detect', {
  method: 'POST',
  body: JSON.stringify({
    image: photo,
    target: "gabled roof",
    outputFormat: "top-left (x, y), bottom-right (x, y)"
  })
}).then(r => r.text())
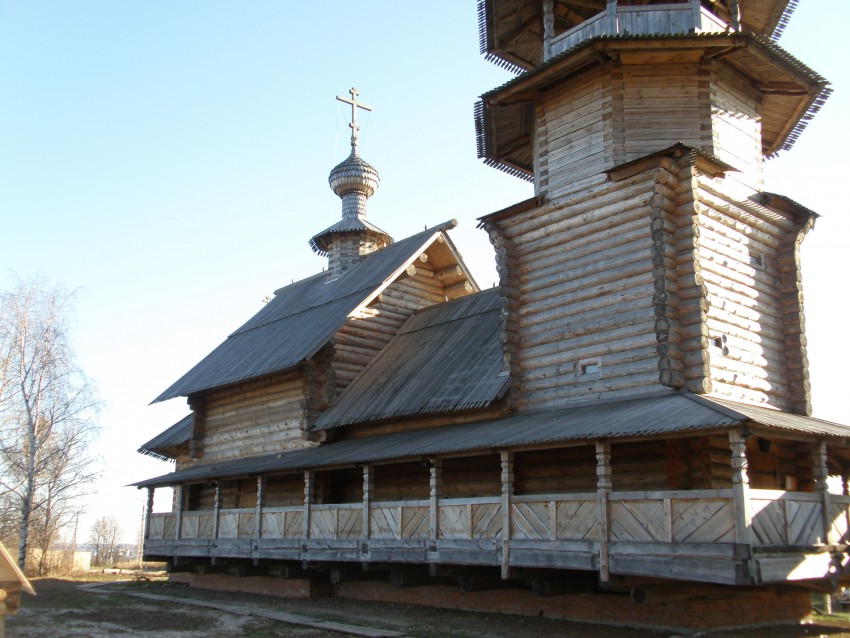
top-left (137, 414), bottom-right (192, 461)
top-left (315, 288), bottom-right (509, 430)
top-left (153, 221), bottom-right (459, 403)
top-left (133, 391), bottom-right (850, 488)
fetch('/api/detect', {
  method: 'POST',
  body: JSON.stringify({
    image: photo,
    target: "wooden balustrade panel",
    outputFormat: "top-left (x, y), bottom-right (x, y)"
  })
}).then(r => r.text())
top-left (149, 516), bottom-right (166, 540)
top-left (556, 500), bottom-right (599, 540)
top-left (310, 508), bottom-right (362, 539)
top-left (162, 515), bottom-right (176, 540)
top-left (830, 500), bottom-right (850, 544)
top-left (511, 502), bottom-right (551, 540)
top-left (751, 496), bottom-right (824, 546)
top-left (472, 503), bottom-right (502, 540)
top-left (370, 507), bottom-right (399, 539)
top-left (400, 506), bottom-right (429, 539)
top-left (238, 513), bottom-right (257, 537)
top-left (618, 6), bottom-right (692, 35)
top-left (181, 515), bottom-right (198, 539)
top-left (337, 508), bottom-right (362, 539)
top-left (440, 505), bottom-right (469, 539)
top-left (785, 500), bottom-right (823, 546)
top-left (218, 513), bottom-right (239, 539)
top-left (672, 498), bottom-right (735, 543)
top-left (261, 510), bottom-right (303, 539)
top-left (610, 499), bottom-right (667, 542)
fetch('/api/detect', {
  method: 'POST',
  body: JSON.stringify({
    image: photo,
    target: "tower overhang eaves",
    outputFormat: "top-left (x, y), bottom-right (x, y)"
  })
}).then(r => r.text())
top-left (477, 33), bottom-right (830, 173)
top-left (478, 1), bottom-right (800, 72)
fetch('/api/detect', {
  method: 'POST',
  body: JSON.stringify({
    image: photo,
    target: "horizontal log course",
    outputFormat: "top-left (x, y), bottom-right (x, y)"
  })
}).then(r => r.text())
top-left (520, 262), bottom-right (654, 315)
top-left (512, 191), bottom-right (653, 256)
top-left (518, 321), bottom-right (658, 364)
top-left (521, 346), bottom-right (659, 384)
top-left (520, 293), bottom-right (654, 340)
top-left (520, 307), bottom-right (655, 349)
top-left (445, 280), bottom-right (474, 299)
top-left (387, 282), bottom-right (446, 305)
top-left (521, 375), bottom-right (664, 411)
top-left (708, 380), bottom-right (783, 408)
top-left (517, 215), bottom-right (650, 278)
top-left (521, 244), bottom-right (652, 297)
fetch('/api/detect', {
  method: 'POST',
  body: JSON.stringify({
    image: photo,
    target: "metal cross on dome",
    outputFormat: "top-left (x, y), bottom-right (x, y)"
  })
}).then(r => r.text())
top-left (336, 87), bottom-right (372, 153)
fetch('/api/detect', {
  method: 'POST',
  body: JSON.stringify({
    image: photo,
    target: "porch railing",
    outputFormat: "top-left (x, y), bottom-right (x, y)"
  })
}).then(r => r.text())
top-left (147, 489), bottom-right (850, 548)
top-left (546, 2), bottom-right (727, 61)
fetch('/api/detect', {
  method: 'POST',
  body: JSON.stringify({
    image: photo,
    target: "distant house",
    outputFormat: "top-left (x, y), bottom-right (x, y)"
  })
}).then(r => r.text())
top-left (135, 1), bottom-right (850, 631)
top-left (0, 542), bottom-right (35, 632)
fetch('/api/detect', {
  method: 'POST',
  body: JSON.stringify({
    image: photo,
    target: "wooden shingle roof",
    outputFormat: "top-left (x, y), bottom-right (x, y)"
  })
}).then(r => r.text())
top-left (315, 288), bottom-right (509, 430)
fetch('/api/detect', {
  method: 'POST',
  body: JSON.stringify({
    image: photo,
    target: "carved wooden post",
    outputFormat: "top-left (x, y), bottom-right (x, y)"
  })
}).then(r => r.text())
top-left (174, 485), bottom-right (184, 541)
top-left (429, 459), bottom-right (442, 541)
top-left (596, 441), bottom-right (612, 584)
top-left (212, 483), bottom-right (221, 541)
top-left (362, 465), bottom-right (373, 540)
top-left (501, 451), bottom-right (514, 579)
top-left (256, 476), bottom-right (264, 541)
top-left (729, 430), bottom-right (752, 546)
top-left (144, 487), bottom-right (154, 540)
top-left (813, 441), bottom-right (833, 544)
top-left (542, 0), bottom-right (554, 61)
top-left (304, 471), bottom-right (314, 540)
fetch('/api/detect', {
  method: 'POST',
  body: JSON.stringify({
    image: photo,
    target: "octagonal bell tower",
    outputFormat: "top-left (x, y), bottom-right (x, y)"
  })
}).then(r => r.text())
top-left (476, 1), bottom-right (830, 415)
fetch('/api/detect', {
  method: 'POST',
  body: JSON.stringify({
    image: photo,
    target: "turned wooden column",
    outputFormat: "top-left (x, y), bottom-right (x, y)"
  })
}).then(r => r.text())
top-left (304, 471), bottom-right (314, 540)
top-left (144, 487), bottom-right (154, 540)
top-left (429, 459), bottom-right (442, 542)
top-left (596, 441), bottom-right (612, 584)
top-left (255, 476), bottom-right (264, 541)
top-left (362, 465), bottom-right (373, 541)
top-left (212, 483), bottom-right (221, 541)
top-left (174, 485), bottom-right (184, 541)
top-left (729, 429), bottom-right (752, 546)
top-left (813, 441), bottom-right (833, 544)
top-left (501, 451), bottom-right (514, 579)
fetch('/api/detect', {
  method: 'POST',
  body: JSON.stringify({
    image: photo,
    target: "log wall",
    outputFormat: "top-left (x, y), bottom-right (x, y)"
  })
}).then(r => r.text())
top-left (485, 168), bottom-right (663, 410)
top-left (533, 60), bottom-right (767, 198)
top-left (687, 169), bottom-right (812, 411)
top-left (618, 63), bottom-right (706, 166)
top-left (537, 66), bottom-right (612, 197)
top-left (486, 144), bottom-right (811, 411)
top-left (198, 373), bottom-right (311, 463)
top-left (709, 62), bottom-right (763, 190)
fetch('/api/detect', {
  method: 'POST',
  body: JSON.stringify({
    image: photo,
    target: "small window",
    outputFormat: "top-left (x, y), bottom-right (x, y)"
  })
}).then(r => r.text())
top-left (710, 334), bottom-right (729, 356)
top-left (577, 358), bottom-right (601, 377)
top-left (750, 253), bottom-right (765, 270)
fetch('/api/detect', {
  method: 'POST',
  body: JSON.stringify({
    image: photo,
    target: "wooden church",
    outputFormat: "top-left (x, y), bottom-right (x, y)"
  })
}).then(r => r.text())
top-left (136, 0), bottom-right (850, 629)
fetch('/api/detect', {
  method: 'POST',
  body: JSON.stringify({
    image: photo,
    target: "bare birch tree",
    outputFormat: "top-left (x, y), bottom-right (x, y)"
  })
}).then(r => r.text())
top-left (0, 278), bottom-right (100, 571)
top-left (90, 516), bottom-right (122, 566)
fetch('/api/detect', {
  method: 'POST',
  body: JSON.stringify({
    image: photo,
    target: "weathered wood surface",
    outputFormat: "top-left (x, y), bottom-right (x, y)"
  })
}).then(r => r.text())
top-left (546, 2), bottom-right (726, 61)
top-left (750, 490), bottom-right (826, 546)
top-left (147, 487), bottom-right (850, 588)
top-left (261, 508), bottom-right (304, 539)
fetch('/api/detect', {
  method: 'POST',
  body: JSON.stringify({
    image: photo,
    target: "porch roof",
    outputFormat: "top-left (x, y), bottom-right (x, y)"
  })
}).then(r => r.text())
top-left (132, 391), bottom-right (850, 488)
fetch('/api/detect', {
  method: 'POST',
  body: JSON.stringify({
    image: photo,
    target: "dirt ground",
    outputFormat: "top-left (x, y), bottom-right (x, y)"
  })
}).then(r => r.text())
top-left (9, 576), bottom-right (850, 638)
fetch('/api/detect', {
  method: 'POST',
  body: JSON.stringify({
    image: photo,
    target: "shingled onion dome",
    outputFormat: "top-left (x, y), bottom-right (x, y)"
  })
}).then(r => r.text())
top-left (310, 88), bottom-right (392, 280)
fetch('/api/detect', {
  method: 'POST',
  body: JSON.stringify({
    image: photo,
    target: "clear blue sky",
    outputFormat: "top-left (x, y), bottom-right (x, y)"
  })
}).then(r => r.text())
top-left (1, 2), bottom-right (848, 543)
